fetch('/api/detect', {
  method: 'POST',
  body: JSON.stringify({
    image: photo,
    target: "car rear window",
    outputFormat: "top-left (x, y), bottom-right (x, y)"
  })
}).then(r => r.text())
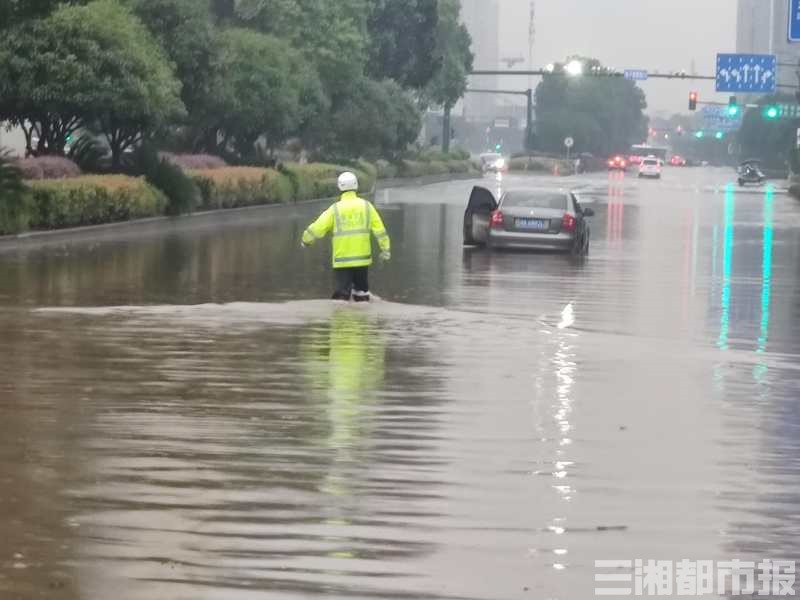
top-left (501, 192), bottom-right (567, 210)
top-left (643, 159), bottom-right (659, 166)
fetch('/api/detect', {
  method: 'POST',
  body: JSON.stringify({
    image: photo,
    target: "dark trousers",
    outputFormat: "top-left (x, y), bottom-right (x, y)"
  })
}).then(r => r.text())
top-left (333, 267), bottom-right (370, 301)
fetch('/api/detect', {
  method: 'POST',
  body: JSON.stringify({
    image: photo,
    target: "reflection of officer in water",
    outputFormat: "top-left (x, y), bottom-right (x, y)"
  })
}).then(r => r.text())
top-left (302, 309), bottom-right (386, 496)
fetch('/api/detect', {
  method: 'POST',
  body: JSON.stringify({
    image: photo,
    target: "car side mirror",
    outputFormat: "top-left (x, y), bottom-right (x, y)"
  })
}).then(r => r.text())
top-left (583, 208), bottom-right (595, 217)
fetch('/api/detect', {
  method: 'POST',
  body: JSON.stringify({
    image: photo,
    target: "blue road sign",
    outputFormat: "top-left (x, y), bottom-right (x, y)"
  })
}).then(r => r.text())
top-left (790, 0), bottom-right (800, 42)
top-left (716, 54), bottom-right (776, 93)
top-left (624, 69), bottom-right (648, 82)
top-left (701, 106), bottom-right (742, 132)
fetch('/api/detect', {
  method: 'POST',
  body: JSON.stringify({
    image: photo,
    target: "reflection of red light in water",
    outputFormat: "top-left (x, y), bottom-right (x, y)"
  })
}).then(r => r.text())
top-left (682, 208), bottom-right (695, 327)
top-left (607, 177), bottom-right (625, 244)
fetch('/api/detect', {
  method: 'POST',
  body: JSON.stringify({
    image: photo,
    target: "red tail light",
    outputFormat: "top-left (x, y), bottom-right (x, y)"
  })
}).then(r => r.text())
top-left (490, 209), bottom-right (504, 229)
top-left (561, 213), bottom-right (577, 232)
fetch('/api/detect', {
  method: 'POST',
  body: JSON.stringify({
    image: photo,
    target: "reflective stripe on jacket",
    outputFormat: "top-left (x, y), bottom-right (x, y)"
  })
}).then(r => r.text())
top-left (302, 191), bottom-right (391, 268)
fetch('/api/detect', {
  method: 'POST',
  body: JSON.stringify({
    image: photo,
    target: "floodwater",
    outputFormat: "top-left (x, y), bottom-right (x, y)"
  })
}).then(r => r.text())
top-left (1, 169), bottom-right (799, 599)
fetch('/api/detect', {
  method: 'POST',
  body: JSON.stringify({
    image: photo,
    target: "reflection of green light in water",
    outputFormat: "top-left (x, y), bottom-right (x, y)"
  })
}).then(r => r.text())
top-left (754, 188), bottom-right (774, 387)
top-left (718, 186), bottom-right (735, 350)
top-left (757, 188), bottom-right (774, 354)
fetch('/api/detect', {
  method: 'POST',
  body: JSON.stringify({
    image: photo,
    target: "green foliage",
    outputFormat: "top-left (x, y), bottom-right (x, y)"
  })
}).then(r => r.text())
top-left (374, 159), bottom-right (398, 179)
top-left (509, 156), bottom-right (573, 173)
top-left (190, 167), bottom-right (294, 209)
top-left (232, 0), bottom-right (368, 96)
top-left (138, 146), bottom-right (199, 216)
top-left (204, 28), bottom-right (322, 158)
top-left (125, 0), bottom-right (216, 119)
top-left (324, 78), bottom-right (421, 160)
top-left (26, 175), bottom-right (167, 229)
top-left (399, 159), bottom-right (476, 178)
top-left (737, 94), bottom-right (799, 170)
top-left (366, 0), bottom-right (439, 90)
top-left (416, 149), bottom-right (470, 162)
top-left (424, 0), bottom-right (473, 110)
top-left (280, 163), bottom-right (376, 200)
top-left (0, 0), bottom-right (85, 28)
top-left (1, 0), bottom-right (465, 167)
top-left (0, 0), bottom-right (184, 164)
top-left (0, 152), bottom-right (29, 234)
top-left (534, 57), bottom-right (648, 157)
top-left (67, 135), bottom-right (106, 173)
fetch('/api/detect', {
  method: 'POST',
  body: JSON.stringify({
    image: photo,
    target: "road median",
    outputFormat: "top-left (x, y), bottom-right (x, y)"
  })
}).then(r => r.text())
top-left (0, 164), bottom-right (480, 250)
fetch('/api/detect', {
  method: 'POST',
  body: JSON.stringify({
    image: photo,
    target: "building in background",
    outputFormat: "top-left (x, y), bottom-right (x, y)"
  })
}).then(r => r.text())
top-left (461, 0), bottom-right (500, 122)
top-left (737, 0), bottom-right (800, 89)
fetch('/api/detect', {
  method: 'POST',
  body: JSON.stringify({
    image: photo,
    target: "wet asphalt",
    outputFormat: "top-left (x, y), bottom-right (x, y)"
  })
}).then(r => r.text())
top-left (1, 167), bottom-right (799, 599)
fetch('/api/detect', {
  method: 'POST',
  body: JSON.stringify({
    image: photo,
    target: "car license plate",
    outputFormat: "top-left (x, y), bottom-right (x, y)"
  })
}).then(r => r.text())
top-left (516, 218), bottom-right (548, 230)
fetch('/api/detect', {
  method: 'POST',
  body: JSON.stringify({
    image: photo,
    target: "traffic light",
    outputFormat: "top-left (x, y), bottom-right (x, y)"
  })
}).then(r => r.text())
top-left (495, 143), bottom-right (502, 151)
top-left (689, 91), bottom-right (698, 111)
top-left (715, 131), bottom-right (725, 140)
top-left (727, 96), bottom-right (739, 117)
top-left (695, 131), bottom-right (705, 139)
top-left (763, 105), bottom-right (780, 120)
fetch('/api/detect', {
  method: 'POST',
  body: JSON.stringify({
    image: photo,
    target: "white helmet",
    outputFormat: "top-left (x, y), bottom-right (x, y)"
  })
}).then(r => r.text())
top-left (337, 171), bottom-right (359, 192)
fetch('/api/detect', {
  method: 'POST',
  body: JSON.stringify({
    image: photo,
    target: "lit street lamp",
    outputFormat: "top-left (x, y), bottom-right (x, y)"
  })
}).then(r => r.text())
top-left (565, 60), bottom-right (583, 77)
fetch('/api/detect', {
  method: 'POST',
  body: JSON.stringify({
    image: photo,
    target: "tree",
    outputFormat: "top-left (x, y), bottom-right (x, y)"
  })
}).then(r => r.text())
top-left (229, 0), bottom-right (368, 97)
top-left (365, 0), bottom-right (439, 90)
top-left (0, 0), bottom-right (184, 165)
top-left (425, 0), bottom-right (473, 153)
top-left (0, 0), bottom-right (85, 28)
top-left (201, 28), bottom-right (322, 157)
top-left (324, 78), bottom-right (421, 160)
top-left (533, 57), bottom-right (648, 157)
top-left (737, 94), bottom-right (799, 170)
top-left (125, 0), bottom-right (217, 127)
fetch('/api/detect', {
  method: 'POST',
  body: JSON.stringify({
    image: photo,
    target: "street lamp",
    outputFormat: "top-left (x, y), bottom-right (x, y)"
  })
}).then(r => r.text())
top-left (565, 60), bottom-right (583, 77)
top-left (545, 63), bottom-right (555, 73)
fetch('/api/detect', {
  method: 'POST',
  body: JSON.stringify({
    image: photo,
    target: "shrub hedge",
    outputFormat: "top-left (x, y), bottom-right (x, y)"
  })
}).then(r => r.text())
top-left (1, 158), bottom-right (479, 235)
top-left (399, 159), bottom-right (476, 178)
top-left (509, 156), bottom-right (573, 174)
top-left (14, 156), bottom-right (82, 180)
top-left (26, 176), bottom-right (167, 230)
top-left (190, 167), bottom-right (294, 209)
top-left (280, 163), bottom-right (377, 201)
top-left (161, 153), bottom-right (227, 170)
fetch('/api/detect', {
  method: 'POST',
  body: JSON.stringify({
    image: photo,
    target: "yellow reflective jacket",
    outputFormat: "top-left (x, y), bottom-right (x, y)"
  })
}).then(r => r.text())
top-left (302, 192), bottom-right (391, 268)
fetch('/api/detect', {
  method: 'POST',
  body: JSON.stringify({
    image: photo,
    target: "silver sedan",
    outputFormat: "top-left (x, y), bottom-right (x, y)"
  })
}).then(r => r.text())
top-left (463, 186), bottom-right (593, 255)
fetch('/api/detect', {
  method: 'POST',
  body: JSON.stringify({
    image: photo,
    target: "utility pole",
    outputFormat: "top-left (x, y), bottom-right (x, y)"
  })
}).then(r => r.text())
top-left (528, 0), bottom-right (536, 91)
top-left (526, 89), bottom-right (534, 152)
top-left (528, 0), bottom-right (536, 151)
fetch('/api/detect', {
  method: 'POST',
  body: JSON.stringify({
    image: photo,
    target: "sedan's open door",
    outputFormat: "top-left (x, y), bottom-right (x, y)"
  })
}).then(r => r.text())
top-left (463, 186), bottom-right (497, 246)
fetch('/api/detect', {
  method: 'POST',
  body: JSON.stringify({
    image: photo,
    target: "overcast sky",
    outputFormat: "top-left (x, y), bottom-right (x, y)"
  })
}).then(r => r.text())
top-left (495, 0), bottom-right (737, 114)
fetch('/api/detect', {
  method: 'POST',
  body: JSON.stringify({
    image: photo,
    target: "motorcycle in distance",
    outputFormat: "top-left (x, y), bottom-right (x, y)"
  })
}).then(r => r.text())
top-left (737, 160), bottom-right (766, 187)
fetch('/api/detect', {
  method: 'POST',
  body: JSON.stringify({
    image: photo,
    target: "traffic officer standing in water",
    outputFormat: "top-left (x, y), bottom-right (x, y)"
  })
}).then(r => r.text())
top-left (301, 172), bottom-right (391, 301)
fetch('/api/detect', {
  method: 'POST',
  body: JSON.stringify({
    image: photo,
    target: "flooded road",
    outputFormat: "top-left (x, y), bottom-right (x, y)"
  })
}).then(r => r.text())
top-left (2, 169), bottom-right (800, 599)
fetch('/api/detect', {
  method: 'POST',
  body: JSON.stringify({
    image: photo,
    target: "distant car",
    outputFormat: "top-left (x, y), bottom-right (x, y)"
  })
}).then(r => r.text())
top-left (669, 155), bottom-right (687, 167)
top-left (737, 160), bottom-right (766, 186)
top-left (479, 152), bottom-right (508, 174)
top-left (607, 155), bottom-right (628, 171)
top-left (463, 186), bottom-right (594, 255)
top-left (638, 157), bottom-right (662, 179)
